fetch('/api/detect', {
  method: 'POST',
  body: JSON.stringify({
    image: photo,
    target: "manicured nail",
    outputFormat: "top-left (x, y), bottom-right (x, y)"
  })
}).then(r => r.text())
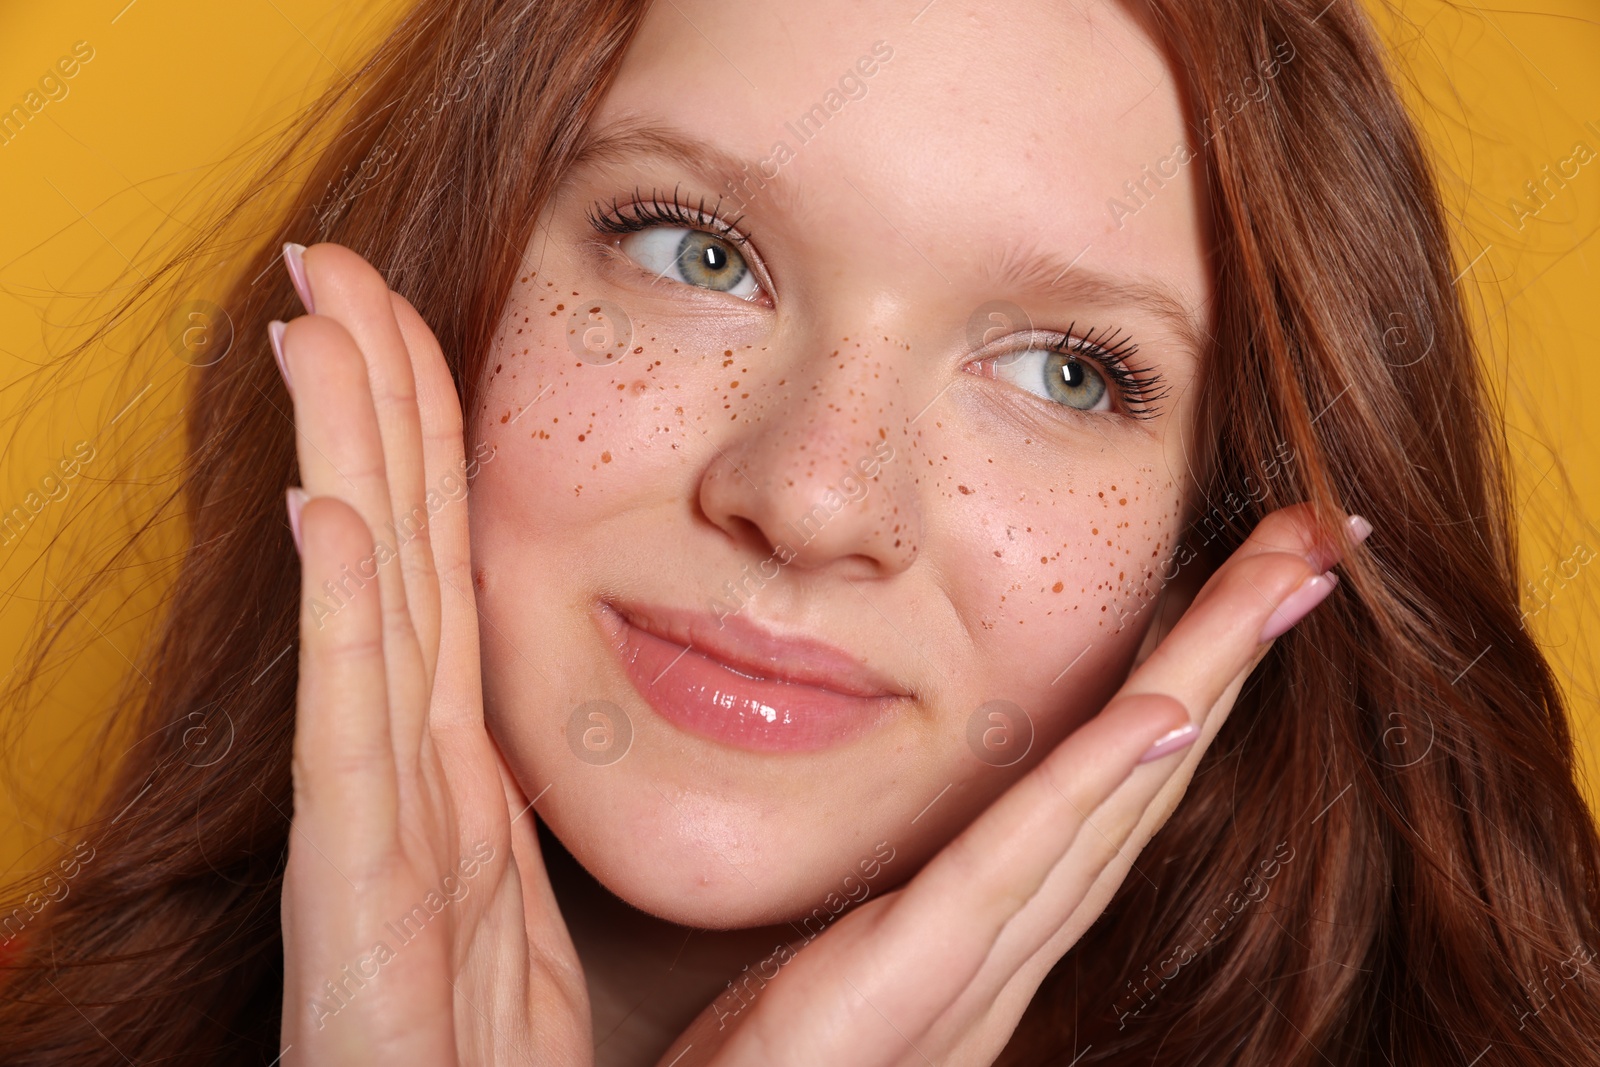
top-left (283, 242), bottom-right (314, 313)
top-left (268, 320), bottom-right (292, 392)
top-left (1138, 723), bottom-right (1198, 764)
top-left (1260, 571), bottom-right (1338, 642)
top-left (1347, 514), bottom-right (1373, 546)
top-left (286, 487), bottom-right (308, 555)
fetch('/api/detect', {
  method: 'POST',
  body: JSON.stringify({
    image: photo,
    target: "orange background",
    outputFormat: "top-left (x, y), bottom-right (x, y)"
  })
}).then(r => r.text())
top-left (1, 0), bottom-right (1596, 875)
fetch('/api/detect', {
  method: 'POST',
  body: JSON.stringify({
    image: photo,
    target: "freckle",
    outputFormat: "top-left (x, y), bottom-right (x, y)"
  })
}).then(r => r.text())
top-left (473, 568), bottom-right (487, 589)
top-left (601, 451), bottom-right (612, 463)
top-left (958, 485), bottom-right (972, 495)
top-left (499, 411), bottom-right (509, 423)
top-left (556, 303), bottom-right (565, 310)
top-left (1119, 498), bottom-right (1128, 506)
top-left (578, 433), bottom-right (586, 441)
top-left (1053, 581), bottom-right (1064, 593)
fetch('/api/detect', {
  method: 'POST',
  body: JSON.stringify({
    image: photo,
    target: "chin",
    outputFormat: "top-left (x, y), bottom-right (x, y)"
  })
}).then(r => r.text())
top-left (542, 805), bottom-right (854, 929)
top-left (532, 749), bottom-right (925, 930)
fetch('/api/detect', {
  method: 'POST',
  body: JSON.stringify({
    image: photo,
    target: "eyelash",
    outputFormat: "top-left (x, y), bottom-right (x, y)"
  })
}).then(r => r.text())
top-left (1039, 324), bottom-right (1169, 419)
top-left (585, 189), bottom-right (1166, 419)
top-left (586, 185), bottom-right (752, 247)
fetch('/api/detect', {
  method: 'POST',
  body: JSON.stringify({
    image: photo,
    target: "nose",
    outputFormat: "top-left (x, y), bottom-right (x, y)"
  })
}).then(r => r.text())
top-left (696, 344), bottom-right (919, 578)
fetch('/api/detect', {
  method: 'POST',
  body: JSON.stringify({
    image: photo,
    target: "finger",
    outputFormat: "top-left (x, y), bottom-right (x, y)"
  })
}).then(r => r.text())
top-left (389, 292), bottom-right (481, 737)
top-left (282, 495), bottom-right (403, 1056)
top-left (1122, 502), bottom-right (1331, 718)
top-left (722, 693), bottom-right (1188, 1065)
top-left (949, 507), bottom-right (1357, 1023)
top-left (1061, 506), bottom-right (1349, 876)
top-left (279, 312), bottom-right (430, 767)
top-left (289, 494), bottom-right (398, 868)
top-left (967, 651), bottom-right (1268, 1025)
top-left (979, 508), bottom-right (1338, 960)
top-left (900, 502), bottom-right (1334, 969)
top-left (743, 507), bottom-right (1353, 1062)
top-left (289, 243), bottom-right (438, 688)
top-left (488, 739), bottom-right (578, 972)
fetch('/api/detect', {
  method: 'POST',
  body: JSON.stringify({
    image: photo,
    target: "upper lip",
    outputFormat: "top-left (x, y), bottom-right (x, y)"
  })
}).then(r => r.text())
top-left (604, 599), bottom-right (910, 699)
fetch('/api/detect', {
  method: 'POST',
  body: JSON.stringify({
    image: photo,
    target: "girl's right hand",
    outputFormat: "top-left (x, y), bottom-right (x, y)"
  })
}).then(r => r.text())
top-left (273, 243), bottom-right (589, 1065)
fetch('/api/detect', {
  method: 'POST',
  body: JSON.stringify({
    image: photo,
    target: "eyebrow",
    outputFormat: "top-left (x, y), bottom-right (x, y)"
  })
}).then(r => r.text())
top-left (572, 119), bottom-right (1212, 358)
top-left (984, 246), bottom-right (1213, 360)
top-left (570, 118), bottom-right (800, 216)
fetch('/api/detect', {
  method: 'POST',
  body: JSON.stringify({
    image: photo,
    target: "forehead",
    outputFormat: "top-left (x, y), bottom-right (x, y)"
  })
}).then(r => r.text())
top-left (593, 0), bottom-right (1210, 321)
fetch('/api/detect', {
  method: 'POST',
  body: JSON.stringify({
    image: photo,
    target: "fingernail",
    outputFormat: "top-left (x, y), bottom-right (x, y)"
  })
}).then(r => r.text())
top-left (286, 487), bottom-right (307, 555)
top-left (1139, 723), bottom-right (1198, 764)
top-left (1308, 514), bottom-right (1374, 572)
top-left (283, 242), bottom-right (314, 313)
top-left (1260, 571), bottom-right (1337, 642)
top-left (268, 320), bottom-right (292, 392)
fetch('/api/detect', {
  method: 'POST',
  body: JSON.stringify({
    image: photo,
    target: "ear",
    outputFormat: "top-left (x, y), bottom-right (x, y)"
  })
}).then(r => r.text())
top-left (1130, 541), bottom-right (1211, 670)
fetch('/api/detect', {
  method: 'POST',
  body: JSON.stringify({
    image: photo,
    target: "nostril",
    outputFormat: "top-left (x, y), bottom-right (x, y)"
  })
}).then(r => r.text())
top-left (727, 515), bottom-right (770, 552)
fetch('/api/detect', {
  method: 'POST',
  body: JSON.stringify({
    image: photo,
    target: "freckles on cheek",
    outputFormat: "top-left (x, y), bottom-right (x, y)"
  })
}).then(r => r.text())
top-left (961, 470), bottom-right (1183, 640)
top-left (475, 270), bottom-right (711, 498)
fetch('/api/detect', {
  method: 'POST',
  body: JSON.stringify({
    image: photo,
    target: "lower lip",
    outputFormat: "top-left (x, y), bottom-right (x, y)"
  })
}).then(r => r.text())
top-left (601, 606), bottom-right (900, 753)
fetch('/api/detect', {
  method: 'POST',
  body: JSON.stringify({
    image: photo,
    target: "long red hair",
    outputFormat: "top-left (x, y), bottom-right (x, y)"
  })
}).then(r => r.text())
top-left (2, 1), bottom-right (1596, 1063)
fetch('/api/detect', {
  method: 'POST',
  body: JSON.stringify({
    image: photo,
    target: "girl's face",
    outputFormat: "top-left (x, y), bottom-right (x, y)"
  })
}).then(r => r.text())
top-left (469, 0), bottom-right (1212, 928)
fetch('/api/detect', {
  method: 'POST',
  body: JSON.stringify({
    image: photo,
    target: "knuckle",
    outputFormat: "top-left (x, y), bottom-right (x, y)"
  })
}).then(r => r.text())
top-left (308, 242), bottom-right (388, 298)
top-left (308, 622), bottom-right (385, 662)
top-left (1241, 503), bottom-right (1320, 559)
top-left (1232, 549), bottom-right (1318, 604)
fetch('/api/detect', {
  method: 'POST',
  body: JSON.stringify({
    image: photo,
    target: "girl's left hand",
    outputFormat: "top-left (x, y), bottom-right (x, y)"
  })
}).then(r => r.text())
top-left (658, 504), bottom-right (1351, 1066)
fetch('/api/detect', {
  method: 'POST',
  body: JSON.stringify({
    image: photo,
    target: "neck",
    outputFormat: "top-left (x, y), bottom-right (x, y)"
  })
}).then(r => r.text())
top-left (538, 822), bottom-right (795, 1067)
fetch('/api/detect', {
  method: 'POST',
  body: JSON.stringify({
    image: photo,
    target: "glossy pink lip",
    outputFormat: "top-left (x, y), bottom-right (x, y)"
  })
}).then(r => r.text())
top-left (597, 600), bottom-right (906, 752)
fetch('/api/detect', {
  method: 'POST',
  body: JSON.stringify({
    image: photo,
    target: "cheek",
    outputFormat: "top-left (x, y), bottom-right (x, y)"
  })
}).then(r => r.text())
top-left (472, 271), bottom-right (707, 513)
top-left (934, 460), bottom-right (1184, 724)
top-left (1003, 475), bottom-right (1181, 633)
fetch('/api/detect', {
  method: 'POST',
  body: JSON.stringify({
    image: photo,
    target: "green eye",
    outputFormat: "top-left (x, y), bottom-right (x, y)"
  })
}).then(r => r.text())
top-left (620, 227), bottom-right (759, 299)
top-left (994, 349), bottom-right (1113, 412)
top-left (676, 231), bottom-right (747, 290)
top-left (1043, 353), bottom-right (1108, 410)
